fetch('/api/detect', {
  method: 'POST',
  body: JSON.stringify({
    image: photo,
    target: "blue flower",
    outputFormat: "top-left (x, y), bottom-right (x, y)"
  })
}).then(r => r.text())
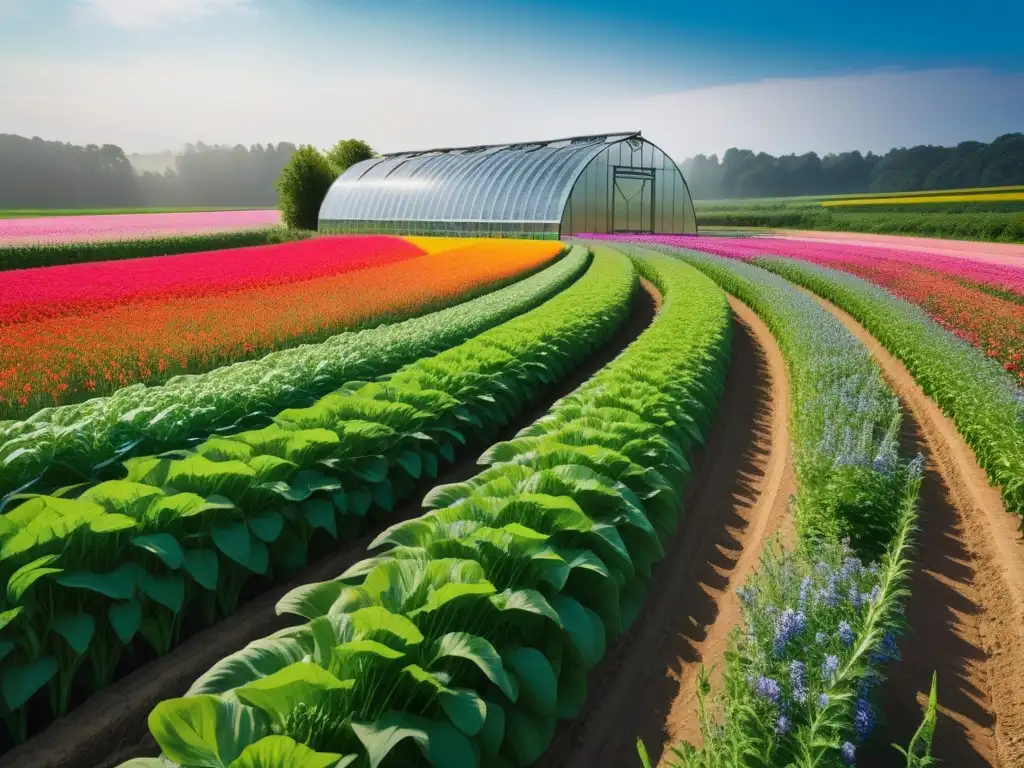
top-left (841, 741), bottom-right (856, 765)
top-left (838, 621), bottom-right (855, 648)
top-left (854, 696), bottom-right (875, 740)
top-left (869, 584), bottom-right (882, 604)
top-left (815, 631), bottom-right (827, 644)
top-left (798, 575), bottom-right (812, 607)
top-left (822, 654), bottom-right (840, 681)
top-left (773, 608), bottom-right (807, 655)
top-left (756, 676), bottom-right (782, 705)
top-left (790, 660), bottom-right (807, 703)
top-left (818, 692), bottom-right (830, 709)
top-left (775, 715), bottom-right (791, 735)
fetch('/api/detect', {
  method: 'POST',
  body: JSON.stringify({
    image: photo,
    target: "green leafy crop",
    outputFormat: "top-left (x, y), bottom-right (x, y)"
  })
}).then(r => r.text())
top-left (0, 246), bottom-right (635, 746)
top-left (126, 247), bottom-right (732, 768)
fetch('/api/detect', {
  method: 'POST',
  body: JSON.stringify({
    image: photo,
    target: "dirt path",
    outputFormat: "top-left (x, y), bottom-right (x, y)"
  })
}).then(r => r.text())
top-left (807, 291), bottom-right (1024, 768)
top-left (536, 296), bottom-right (795, 768)
top-left (0, 280), bottom-right (661, 768)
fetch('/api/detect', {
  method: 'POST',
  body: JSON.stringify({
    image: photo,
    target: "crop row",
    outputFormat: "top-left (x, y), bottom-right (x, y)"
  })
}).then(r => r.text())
top-left (0, 227), bottom-right (304, 272)
top-left (759, 257), bottom-right (1024, 517)
top-left (0, 245), bottom-right (636, 746)
top-left (0, 239), bottom-right (565, 419)
top-left (695, 209), bottom-right (1024, 243)
top-left (629, 244), bottom-right (924, 766)
top-left (120, 247), bottom-right (731, 768)
top-left (632, 235), bottom-right (1024, 384)
top-left (636, 234), bottom-right (1024, 297)
top-left (0, 245), bottom-right (587, 501)
top-left (1, 235), bottom-right (428, 326)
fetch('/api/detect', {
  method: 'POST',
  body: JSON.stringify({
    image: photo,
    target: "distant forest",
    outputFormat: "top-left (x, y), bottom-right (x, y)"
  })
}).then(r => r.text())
top-left (680, 132), bottom-right (1024, 200)
top-left (0, 134), bottom-right (296, 209)
top-left (3, 132), bottom-right (1024, 209)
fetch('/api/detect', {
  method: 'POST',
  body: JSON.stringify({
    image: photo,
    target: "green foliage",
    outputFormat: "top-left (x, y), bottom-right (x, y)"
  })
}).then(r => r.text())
top-left (327, 140), bottom-right (376, 175)
top-left (126, 247), bottom-right (733, 768)
top-left (0, 246), bottom-right (634, 747)
top-left (0, 246), bottom-right (586, 501)
top-left (276, 146), bottom-right (336, 231)
top-left (760, 257), bottom-right (1024, 517)
top-left (643, 246), bottom-right (908, 557)
top-left (0, 228), bottom-right (311, 272)
top-left (625, 244), bottom-right (930, 767)
top-left (696, 208), bottom-right (1024, 243)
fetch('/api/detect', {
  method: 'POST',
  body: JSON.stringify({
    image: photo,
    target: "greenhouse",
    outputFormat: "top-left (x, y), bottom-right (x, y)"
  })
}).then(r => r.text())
top-left (318, 131), bottom-right (698, 239)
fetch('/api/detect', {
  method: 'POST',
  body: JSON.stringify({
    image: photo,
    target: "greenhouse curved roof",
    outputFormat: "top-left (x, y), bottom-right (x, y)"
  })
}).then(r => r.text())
top-left (319, 132), bottom-right (642, 225)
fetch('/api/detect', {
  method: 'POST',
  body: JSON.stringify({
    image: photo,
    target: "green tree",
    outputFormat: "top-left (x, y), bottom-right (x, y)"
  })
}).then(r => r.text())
top-left (327, 138), bottom-right (375, 174)
top-left (275, 144), bottom-right (336, 230)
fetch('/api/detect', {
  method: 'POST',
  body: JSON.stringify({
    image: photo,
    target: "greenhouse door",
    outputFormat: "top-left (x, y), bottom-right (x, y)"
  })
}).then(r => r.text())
top-left (612, 167), bottom-right (655, 233)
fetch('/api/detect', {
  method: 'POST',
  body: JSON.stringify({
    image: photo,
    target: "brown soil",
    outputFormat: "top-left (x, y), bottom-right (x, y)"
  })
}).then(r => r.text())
top-left (0, 279), bottom-right (661, 768)
top-left (807, 291), bottom-right (1024, 768)
top-left (535, 295), bottom-right (795, 768)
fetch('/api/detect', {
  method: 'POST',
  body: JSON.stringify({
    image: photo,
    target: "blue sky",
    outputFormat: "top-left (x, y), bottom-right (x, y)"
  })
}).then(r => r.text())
top-left (1, 0), bottom-right (1022, 159)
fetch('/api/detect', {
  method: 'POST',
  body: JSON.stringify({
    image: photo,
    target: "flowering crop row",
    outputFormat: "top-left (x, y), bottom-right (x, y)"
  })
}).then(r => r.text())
top-left (0, 247), bottom-right (637, 748)
top-left (0, 209), bottom-right (281, 245)
top-left (608, 235), bottom-right (1024, 385)
top-left (0, 244), bottom-right (586, 500)
top-left (0, 228), bottom-right (311, 273)
top-left (760, 257), bottom-right (1024, 518)
top-left (0, 235), bottom-right (426, 325)
top-left (599, 240), bottom-right (925, 767)
top-left (0, 239), bottom-right (564, 420)
top-left (118, 247), bottom-right (732, 768)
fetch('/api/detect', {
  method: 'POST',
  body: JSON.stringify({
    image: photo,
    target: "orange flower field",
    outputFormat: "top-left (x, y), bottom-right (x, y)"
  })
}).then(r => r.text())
top-left (0, 237), bottom-right (563, 416)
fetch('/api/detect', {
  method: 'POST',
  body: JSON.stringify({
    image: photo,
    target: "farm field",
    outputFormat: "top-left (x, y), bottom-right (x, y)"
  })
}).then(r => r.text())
top-left (0, 207), bottom-right (271, 219)
top-left (695, 185), bottom-right (1024, 242)
top-left (2, 230), bottom-right (1024, 768)
top-left (0, 210), bottom-right (281, 244)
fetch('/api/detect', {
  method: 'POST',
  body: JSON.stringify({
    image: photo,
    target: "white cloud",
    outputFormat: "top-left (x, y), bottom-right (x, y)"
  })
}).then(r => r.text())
top-left (78, 0), bottom-right (252, 29)
top-left (1, 53), bottom-right (1021, 160)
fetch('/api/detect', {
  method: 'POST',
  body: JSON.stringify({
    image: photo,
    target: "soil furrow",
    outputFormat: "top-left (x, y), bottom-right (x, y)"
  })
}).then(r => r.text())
top-left (806, 290), bottom-right (1024, 768)
top-left (1, 278), bottom-right (660, 768)
top-left (536, 296), bottom-right (794, 768)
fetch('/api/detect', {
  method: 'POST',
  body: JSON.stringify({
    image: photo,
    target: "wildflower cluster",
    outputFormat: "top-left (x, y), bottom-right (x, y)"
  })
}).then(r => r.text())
top-left (733, 539), bottom-right (904, 766)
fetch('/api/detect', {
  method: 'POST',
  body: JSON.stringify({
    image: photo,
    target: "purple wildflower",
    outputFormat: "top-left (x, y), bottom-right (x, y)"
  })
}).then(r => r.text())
top-left (790, 660), bottom-right (807, 703)
top-left (775, 715), bottom-right (791, 735)
top-left (822, 654), bottom-right (840, 681)
top-left (756, 676), bottom-right (782, 705)
top-left (818, 692), bottom-right (830, 708)
top-left (854, 696), bottom-right (875, 740)
top-left (773, 608), bottom-right (807, 655)
top-left (841, 741), bottom-right (856, 765)
top-left (838, 621), bottom-right (855, 647)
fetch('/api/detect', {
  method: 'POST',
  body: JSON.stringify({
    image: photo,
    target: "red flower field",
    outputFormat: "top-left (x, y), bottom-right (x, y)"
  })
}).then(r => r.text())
top-left (0, 235), bottom-right (424, 325)
top-left (0, 238), bottom-right (563, 417)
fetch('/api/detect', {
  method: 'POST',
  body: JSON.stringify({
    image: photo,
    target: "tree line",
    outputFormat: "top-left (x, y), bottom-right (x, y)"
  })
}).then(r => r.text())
top-left (4, 130), bottom-right (1024, 210)
top-left (680, 132), bottom-right (1024, 200)
top-left (0, 134), bottom-right (297, 209)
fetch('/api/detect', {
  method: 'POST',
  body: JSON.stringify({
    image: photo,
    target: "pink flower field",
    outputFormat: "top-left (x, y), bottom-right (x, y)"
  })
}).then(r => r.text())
top-left (0, 209), bottom-right (281, 244)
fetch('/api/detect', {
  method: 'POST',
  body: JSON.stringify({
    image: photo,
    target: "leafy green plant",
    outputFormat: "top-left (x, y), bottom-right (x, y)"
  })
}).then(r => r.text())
top-left (633, 245), bottom-right (909, 558)
top-left (759, 257), bottom-right (1024, 518)
top-left (123, 248), bottom-right (733, 767)
top-left (0, 228), bottom-right (313, 272)
top-left (609, 243), bottom-right (927, 768)
top-left (0, 246), bottom-right (585, 501)
top-left (276, 146), bottom-right (337, 231)
top-left (0, 247), bottom-right (634, 747)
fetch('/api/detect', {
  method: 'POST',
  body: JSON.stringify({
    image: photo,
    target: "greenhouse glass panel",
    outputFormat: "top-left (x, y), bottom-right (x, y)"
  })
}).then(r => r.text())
top-left (319, 132), bottom-right (697, 239)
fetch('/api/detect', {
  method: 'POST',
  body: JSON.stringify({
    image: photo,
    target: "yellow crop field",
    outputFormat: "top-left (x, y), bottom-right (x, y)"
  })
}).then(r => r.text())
top-left (822, 191), bottom-right (1024, 207)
